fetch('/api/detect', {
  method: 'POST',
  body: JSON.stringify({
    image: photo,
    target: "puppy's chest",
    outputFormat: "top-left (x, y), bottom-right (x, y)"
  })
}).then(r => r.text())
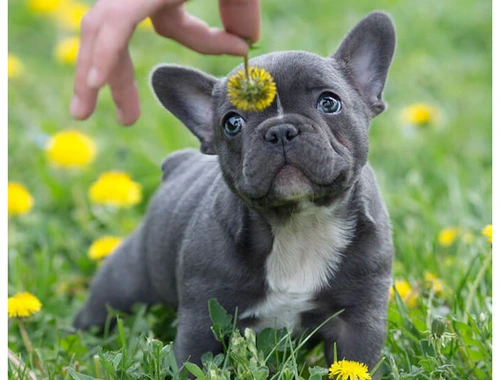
top-left (241, 209), bottom-right (354, 331)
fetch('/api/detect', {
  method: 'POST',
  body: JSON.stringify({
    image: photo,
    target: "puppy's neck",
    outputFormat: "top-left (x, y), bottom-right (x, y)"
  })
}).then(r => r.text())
top-left (268, 200), bottom-right (356, 289)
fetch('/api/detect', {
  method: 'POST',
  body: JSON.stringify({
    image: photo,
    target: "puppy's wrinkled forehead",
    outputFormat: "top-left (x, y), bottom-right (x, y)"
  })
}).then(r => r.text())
top-left (214, 51), bottom-right (350, 116)
top-left (150, 11), bottom-right (396, 157)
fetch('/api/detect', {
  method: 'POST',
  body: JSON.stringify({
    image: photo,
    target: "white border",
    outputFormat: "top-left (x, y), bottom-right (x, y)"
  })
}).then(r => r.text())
top-left (2, 0), bottom-right (8, 375)
top-left (2, 2), bottom-right (496, 378)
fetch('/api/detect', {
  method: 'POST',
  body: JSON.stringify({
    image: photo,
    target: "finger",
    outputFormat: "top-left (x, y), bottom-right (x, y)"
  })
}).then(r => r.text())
top-left (70, 9), bottom-right (101, 119)
top-left (87, 0), bottom-right (165, 89)
top-left (86, 20), bottom-right (135, 89)
top-left (108, 49), bottom-right (140, 126)
top-left (219, 0), bottom-right (260, 44)
top-left (152, 7), bottom-right (249, 56)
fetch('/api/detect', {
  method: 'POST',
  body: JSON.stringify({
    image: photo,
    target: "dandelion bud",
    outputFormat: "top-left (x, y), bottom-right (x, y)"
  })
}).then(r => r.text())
top-left (431, 318), bottom-right (446, 337)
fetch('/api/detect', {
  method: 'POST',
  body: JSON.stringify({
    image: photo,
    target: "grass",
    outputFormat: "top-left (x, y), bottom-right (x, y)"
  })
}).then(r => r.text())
top-left (8, 0), bottom-right (492, 378)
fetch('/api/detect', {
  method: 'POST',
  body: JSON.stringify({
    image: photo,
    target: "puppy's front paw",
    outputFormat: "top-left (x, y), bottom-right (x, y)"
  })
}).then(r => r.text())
top-left (73, 304), bottom-right (107, 331)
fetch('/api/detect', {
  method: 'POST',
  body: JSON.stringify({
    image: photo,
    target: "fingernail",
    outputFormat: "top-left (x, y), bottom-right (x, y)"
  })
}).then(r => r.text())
top-left (70, 95), bottom-right (85, 118)
top-left (87, 68), bottom-right (101, 88)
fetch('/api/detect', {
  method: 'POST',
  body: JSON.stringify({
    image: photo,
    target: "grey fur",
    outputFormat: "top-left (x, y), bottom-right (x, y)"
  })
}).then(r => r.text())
top-left (74, 11), bottom-right (396, 371)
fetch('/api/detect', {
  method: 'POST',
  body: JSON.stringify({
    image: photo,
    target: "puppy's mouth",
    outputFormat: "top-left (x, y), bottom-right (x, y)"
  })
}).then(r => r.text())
top-left (268, 164), bottom-right (313, 199)
top-left (246, 163), bottom-right (344, 206)
top-left (239, 163), bottom-right (306, 202)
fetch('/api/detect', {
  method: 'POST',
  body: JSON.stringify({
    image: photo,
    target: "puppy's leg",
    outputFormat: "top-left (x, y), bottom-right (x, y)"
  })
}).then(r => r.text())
top-left (174, 306), bottom-right (222, 366)
top-left (323, 311), bottom-right (387, 372)
top-left (74, 230), bottom-right (160, 330)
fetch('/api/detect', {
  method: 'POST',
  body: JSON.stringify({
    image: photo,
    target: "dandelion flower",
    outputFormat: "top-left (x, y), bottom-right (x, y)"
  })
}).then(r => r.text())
top-left (28, 0), bottom-right (64, 14)
top-left (54, 36), bottom-right (80, 65)
top-left (45, 130), bottom-right (96, 168)
top-left (88, 236), bottom-right (123, 260)
top-left (227, 66), bottom-right (277, 112)
top-left (8, 292), bottom-right (42, 318)
top-left (8, 54), bottom-right (24, 78)
top-left (8, 182), bottom-right (34, 216)
top-left (328, 360), bottom-right (372, 380)
top-left (390, 280), bottom-right (418, 308)
top-left (438, 227), bottom-right (458, 247)
top-left (424, 272), bottom-right (445, 296)
top-left (482, 224), bottom-right (492, 244)
top-left (89, 171), bottom-right (142, 208)
top-left (402, 103), bottom-right (437, 125)
top-left (56, 276), bottom-right (87, 296)
top-left (138, 17), bottom-right (153, 30)
top-left (55, 1), bottom-right (89, 31)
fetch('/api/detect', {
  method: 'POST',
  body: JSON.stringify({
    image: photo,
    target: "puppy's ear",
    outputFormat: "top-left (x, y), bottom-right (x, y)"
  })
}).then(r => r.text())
top-left (333, 12), bottom-right (396, 116)
top-left (150, 65), bottom-right (217, 155)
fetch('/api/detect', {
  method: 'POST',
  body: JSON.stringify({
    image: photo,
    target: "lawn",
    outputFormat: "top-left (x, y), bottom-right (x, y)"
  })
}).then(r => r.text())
top-left (8, 0), bottom-right (492, 379)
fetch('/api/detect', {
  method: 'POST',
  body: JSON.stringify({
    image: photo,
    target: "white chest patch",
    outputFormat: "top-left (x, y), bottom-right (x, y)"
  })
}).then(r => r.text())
top-left (241, 203), bottom-right (355, 331)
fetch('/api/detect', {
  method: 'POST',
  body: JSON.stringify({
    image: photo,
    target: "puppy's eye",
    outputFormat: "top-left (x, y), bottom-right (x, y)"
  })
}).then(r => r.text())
top-left (317, 92), bottom-right (342, 114)
top-left (223, 113), bottom-right (245, 137)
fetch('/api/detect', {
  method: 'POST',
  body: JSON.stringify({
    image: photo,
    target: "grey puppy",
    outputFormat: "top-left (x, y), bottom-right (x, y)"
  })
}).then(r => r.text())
top-left (75, 11), bottom-right (396, 370)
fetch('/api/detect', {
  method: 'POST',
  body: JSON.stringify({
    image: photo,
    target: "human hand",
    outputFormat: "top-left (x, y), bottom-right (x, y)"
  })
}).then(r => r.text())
top-left (70, 0), bottom-right (260, 126)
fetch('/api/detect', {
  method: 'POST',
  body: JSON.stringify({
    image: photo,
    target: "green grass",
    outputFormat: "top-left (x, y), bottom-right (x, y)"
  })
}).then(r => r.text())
top-left (8, 0), bottom-right (492, 378)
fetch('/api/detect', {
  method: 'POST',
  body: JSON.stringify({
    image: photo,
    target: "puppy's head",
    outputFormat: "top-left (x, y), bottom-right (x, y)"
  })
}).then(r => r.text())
top-left (151, 12), bottom-right (395, 210)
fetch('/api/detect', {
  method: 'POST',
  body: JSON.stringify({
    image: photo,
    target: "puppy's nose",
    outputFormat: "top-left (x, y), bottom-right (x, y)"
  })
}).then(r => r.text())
top-left (265, 124), bottom-right (299, 145)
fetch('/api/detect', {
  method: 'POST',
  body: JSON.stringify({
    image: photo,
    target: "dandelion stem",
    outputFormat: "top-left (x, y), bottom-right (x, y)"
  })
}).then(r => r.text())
top-left (18, 319), bottom-right (44, 373)
top-left (243, 54), bottom-right (249, 80)
top-left (18, 319), bottom-right (34, 354)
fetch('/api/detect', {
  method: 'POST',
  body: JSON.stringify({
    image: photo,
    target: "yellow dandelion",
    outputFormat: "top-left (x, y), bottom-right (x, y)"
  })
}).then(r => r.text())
top-left (45, 130), bottom-right (96, 168)
top-left (8, 292), bottom-right (42, 318)
top-left (89, 171), bottom-right (142, 208)
top-left (138, 17), bottom-right (153, 30)
top-left (54, 1), bottom-right (89, 31)
top-left (329, 360), bottom-right (372, 380)
top-left (227, 66), bottom-right (277, 112)
top-left (8, 182), bottom-right (34, 216)
top-left (88, 236), bottom-right (123, 260)
top-left (55, 275), bottom-right (87, 296)
top-left (482, 224), bottom-right (492, 244)
top-left (390, 280), bottom-right (418, 308)
top-left (8, 54), bottom-right (24, 78)
top-left (402, 103), bottom-right (437, 125)
top-left (54, 36), bottom-right (80, 65)
top-left (424, 272), bottom-right (445, 296)
top-left (28, 0), bottom-right (64, 14)
top-left (438, 227), bottom-right (458, 247)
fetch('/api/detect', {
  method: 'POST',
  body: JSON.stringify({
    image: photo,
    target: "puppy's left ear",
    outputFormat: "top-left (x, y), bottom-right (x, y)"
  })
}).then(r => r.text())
top-left (333, 12), bottom-right (396, 117)
top-left (150, 65), bottom-right (217, 155)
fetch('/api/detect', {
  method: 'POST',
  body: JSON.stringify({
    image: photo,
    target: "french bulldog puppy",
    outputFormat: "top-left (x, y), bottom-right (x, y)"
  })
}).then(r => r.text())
top-left (74, 11), bottom-right (396, 370)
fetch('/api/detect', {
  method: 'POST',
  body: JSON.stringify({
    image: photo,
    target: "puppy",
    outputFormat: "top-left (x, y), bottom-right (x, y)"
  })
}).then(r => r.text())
top-left (74, 11), bottom-right (396, 370)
